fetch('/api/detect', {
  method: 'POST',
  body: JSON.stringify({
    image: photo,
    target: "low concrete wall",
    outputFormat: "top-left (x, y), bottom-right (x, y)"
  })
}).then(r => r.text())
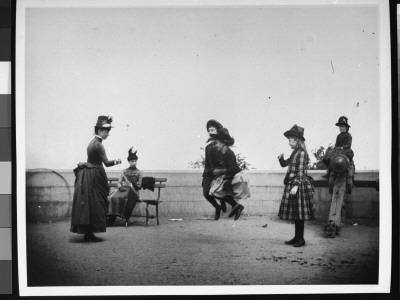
top-left (25, 169), bottom-right (379, 222)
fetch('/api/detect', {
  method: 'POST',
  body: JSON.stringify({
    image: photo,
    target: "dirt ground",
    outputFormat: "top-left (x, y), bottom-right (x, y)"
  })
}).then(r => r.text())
top-left (26, 213), bottom-right (379, 288)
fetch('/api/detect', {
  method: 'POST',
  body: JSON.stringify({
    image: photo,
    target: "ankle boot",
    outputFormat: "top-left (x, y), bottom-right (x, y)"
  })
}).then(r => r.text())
top-left (285, 221), bottom-right (299, 244)
top-left (84, 233), bottom-right (102, 242)
top-left (293, 238), bottom-right (305, 247)
top-left (234, 204), bottom-right (244, 221)
top-left (293, 221), bottom-right (305, 247)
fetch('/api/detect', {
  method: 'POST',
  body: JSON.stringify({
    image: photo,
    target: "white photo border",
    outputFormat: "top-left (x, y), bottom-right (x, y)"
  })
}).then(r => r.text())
top-left (16, 0), bottom-right (392, 296)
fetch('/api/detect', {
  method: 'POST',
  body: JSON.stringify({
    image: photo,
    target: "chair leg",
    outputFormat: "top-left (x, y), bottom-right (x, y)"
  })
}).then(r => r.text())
top-left (146, 204), bottom-right (149, 226)
top-left (156, 204), bottom-right (159, 225)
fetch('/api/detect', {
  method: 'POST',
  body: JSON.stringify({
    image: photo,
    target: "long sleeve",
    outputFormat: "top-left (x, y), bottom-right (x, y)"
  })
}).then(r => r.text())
top-left (279, 156), bottom-right (291, 167)
top-left (279, 150), bottom-right (296, 167)
top-left (293, 151), bottom-right (306, 185)
top-left (283, 150), bottom-right (307, 185)
top-left (334, 135), bottom-right (339, 148)
top-left (203, 145), bottom-right (213, 176)
top-left (220, 149), bottom-right (240, 176)
top-left (136, 170), bottom-right (143, 189)
top-left (342, 133), bottom-right (352, 149)
top-left (98, 143), bottom-right (116, 167)
top-left (335, 132), bottom-right (352, 149)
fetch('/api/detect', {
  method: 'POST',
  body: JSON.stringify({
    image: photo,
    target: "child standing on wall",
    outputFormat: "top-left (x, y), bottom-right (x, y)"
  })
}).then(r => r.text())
top-left (278, 125), bottom-right (315, 247)
top-left (322, 116), bottom-right (354, 179)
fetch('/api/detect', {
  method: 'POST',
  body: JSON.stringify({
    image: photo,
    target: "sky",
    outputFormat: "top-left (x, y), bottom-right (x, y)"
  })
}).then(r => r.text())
top-left (21, 3), bottom-right (383, 171)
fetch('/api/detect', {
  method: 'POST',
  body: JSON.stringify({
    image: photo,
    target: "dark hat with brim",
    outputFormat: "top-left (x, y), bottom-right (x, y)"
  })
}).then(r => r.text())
top-left (335, 116), bottom-right (350, 128)
top-left (206, 119), bottom-right (223, 131)
top-left (210, 127), bottom-right (235, 146)
top-left (127, 147), bottom-right (138, 161)
top-left (284, 124), bottom-right (305, 141)
top-left (95, 115), bottom-right (113, 130)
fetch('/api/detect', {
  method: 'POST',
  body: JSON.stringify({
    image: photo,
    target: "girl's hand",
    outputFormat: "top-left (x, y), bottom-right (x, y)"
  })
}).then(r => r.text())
top-left (290, 185), bottom-right (298, 195)
top-left (115, 159), bottom-right (121, 165)
top-left (277, 153), bottom-right (284, 160)
top-left (213, 169), bottom-right (221, 176)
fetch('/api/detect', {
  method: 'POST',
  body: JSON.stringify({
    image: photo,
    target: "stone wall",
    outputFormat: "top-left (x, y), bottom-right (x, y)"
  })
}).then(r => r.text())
top-left (25, 169), bottom-right (379, 222)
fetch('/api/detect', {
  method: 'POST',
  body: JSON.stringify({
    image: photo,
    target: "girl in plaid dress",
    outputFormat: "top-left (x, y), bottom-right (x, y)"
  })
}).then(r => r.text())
top-left (278, 125), bottom-right (315, 247)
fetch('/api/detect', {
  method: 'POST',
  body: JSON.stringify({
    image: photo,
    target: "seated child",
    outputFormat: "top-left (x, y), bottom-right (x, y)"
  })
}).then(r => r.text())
top-left (107, 148), bottom-right (143, 225)
top-left (322, 116), bottom-right (354, 179)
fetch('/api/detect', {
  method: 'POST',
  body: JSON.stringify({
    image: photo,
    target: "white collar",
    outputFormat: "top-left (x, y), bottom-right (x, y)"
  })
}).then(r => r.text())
top-left (95, 135), bottom-right (103, 140)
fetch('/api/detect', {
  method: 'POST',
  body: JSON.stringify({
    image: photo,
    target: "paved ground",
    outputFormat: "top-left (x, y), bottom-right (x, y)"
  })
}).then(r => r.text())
top-left (26, 213), bottom-right (379, 288)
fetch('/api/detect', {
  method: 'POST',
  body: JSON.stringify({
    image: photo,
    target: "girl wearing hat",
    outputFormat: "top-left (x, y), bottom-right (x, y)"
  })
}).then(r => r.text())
top-left (107, 148), bottom-right (143, 226)
top-left (209, 128), bottom-right (245, 221)
top-left (278, 125), bottom-right (315, 247)
top-left (322, 116), bottom-right (354, 179)
top-left (70, 116), bottom-right (121, 242)
top-left (202, 119), bottom-right (227, 220)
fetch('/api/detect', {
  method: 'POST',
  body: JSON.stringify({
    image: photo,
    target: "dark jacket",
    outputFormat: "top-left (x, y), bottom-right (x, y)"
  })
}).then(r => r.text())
top-left (218, 147), bottom-right (241, 178)
top-left (335, 132), bottom-right (352, 149)
top-left (87, 136), bottom-right (117, 167)
top-left (202, 142), bottom-right (222, 178)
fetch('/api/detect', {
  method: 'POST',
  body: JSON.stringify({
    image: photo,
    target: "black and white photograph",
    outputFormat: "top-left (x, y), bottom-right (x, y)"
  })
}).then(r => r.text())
top-left (16, 0), bottom-right (392, 296)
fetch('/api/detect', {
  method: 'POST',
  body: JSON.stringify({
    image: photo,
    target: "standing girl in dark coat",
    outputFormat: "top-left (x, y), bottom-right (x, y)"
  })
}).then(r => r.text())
top-left (210, 128), bottom-right (245, 221)
top-left (70, 116), bottom-right (121, 242)
top-left (278, 125), bottom-right (315, 247)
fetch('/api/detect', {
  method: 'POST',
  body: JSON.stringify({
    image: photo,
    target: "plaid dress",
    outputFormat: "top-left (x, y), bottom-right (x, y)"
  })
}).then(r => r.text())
top-left (278, 149), bottom-right (315, 221)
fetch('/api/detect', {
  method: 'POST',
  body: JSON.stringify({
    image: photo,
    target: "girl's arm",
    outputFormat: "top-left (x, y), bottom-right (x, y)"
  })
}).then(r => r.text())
top-left (334, 135), bottom-right (339, 147)
top-left (279, 155), bottom-right (290, 167)
top-left (293, 151), bottom-right (306, 185)
top-left (341, 133), bottom-right (352, 149)
top-left (136, 171), bottom-right (143, 189)
top-left (203, 145), bottom-right (214, 176)
top-left (215, 150), bottom-right (240, 176)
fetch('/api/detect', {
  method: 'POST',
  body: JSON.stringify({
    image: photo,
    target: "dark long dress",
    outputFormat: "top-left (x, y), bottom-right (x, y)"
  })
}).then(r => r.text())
top-left (70, 136), bottom-right (116, 234)
top-left (108, 167), bottom-right (142, 222)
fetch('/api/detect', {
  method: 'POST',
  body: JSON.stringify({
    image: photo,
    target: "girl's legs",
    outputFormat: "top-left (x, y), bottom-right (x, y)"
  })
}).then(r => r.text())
top-left (203, 177), bottom-right (223, 220)
top-left (293, 220), bottom-right (305, 247)
top-left (285, 221), bottom-right (299, 245)
top-left (223, 195), bottom-right (237, 208)
top-left (225, 196), bottom-right (244, 220)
